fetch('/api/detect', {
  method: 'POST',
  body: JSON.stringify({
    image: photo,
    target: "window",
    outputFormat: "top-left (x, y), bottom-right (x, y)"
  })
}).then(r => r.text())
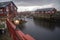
top-left (11, 3), bottom-right (13, 6)
top-left (14, 7), bottom-right (17, 10)
top-left (0, 9), bottom-right (3, 14)
top-left (48, 11), bottom-right (51, 13)
top-left (6, 7), bottom-right (9, 12)
top-left (52, 11), bottom-right (54, 13)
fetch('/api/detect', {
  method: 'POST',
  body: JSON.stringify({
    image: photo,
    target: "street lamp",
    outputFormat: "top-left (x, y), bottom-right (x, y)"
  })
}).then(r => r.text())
top-left (14, 20), bottom-right (20, 25)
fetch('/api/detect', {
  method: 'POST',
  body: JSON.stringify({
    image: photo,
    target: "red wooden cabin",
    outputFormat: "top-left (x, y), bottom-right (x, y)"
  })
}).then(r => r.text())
top-left (0, 1), bottom-right (17, 20)
top-left (35, 8), bottom-right (57, 14)
top-left (33, 8), bottom-right (57, 19)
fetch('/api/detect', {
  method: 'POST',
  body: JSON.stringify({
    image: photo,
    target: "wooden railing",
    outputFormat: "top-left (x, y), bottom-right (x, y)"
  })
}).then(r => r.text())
top-left (6, 19), bottom-right (35, 40)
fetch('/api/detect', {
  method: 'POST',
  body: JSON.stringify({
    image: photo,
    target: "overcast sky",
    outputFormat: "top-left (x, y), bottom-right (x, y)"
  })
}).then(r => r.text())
top-left (0, 0), bottom-right (60, 12)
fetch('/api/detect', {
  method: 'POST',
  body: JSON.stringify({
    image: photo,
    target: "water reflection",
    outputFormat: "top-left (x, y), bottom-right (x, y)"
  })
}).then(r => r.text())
top-left (34, 19), bottom-right (60, 31)
top-left (33, 20), bottom-right (55, 31)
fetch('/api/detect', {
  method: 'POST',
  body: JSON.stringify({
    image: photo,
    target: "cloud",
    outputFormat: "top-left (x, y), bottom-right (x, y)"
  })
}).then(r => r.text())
top-left (0, 0), bottom-right (60, 11)
top-left (17, 3), bottom-right (54, 12)
top-left (13, 0), bottom-right (56, 6)
top-left (12, 0), bottom-right (60, 10)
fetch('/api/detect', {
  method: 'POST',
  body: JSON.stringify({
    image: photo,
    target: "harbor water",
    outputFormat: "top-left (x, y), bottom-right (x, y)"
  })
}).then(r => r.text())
top-left (18, 18), bottom-right (60, 40)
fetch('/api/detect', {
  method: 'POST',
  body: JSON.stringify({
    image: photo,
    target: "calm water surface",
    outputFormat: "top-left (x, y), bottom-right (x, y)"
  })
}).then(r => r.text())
top-left (18, 18), bottom-right (60, 40)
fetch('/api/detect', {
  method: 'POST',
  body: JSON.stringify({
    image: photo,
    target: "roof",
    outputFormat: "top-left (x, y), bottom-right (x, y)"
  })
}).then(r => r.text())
top-left (35, 8), bottom-right (56, 12)
top-left (0, 1), bottom-right (17, 9)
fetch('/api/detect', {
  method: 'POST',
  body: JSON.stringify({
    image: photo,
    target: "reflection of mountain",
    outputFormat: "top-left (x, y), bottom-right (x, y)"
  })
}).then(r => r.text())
top-left (33, 19), bottom-right (58, 31)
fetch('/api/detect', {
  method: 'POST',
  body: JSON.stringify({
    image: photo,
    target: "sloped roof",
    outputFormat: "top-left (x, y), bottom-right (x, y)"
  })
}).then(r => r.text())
top-left (0, 1), bottom-right (17, 8)
top-left (35, 8), bottom-right (56, 12)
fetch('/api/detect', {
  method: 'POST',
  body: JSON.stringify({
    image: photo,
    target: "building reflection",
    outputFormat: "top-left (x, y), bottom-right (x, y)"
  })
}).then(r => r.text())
top-left (33, 19), bottom-right (60, 31)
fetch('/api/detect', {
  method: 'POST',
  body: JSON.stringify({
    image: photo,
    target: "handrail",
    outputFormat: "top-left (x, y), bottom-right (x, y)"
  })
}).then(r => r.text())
top-left (6, 19), bottom-right (35, 40)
